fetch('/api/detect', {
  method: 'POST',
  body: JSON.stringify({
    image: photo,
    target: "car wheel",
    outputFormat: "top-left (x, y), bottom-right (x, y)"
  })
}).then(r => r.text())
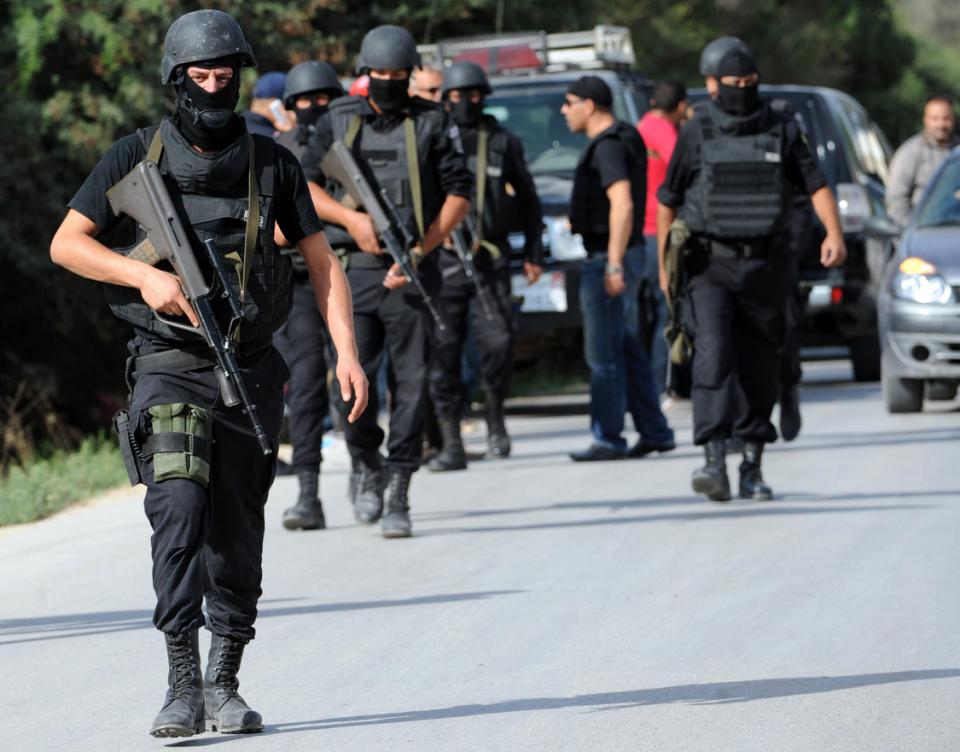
top-left (850, 335), bottom-right (881, 382)
top-left (883, 372), bottom-right (923, 413)
top-left (926, 380), bottom-right (958, 402)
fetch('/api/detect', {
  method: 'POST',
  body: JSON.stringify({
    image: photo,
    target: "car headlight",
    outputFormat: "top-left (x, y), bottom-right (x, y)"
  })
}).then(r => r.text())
top-left (892, 257), bottom-right (955, 304)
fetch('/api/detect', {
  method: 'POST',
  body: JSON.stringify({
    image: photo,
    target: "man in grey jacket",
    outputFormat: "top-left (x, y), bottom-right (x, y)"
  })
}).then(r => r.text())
top-left (886, 95), bottom-right (958, 226)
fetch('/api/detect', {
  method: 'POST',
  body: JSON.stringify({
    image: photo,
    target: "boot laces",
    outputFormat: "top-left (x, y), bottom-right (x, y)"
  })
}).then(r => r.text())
top-left (387, 472), bottom-right (411, 507)
top-left (211, 639), bottom-right (243, 690)
top-left (359, 463), bottom-right (381, 495)
top-left (168, 637), bottom-right (197, 699)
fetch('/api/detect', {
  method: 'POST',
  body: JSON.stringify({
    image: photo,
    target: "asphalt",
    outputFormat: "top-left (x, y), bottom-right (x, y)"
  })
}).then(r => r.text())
top-left (1, 360), bottom-right (959, 751)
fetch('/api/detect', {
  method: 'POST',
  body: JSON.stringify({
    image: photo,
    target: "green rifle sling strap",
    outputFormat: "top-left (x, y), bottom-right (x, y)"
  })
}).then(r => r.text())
top-left (404, 118), bottom-right (425, 239)
top-left (475, 125), bottom-right (488, 241)
top-left (147, 129), bottom-right (163, 163)
top-left (471, 125), bottom-right (501, 260)
top-left (344, 114), bottom-right (424, 241)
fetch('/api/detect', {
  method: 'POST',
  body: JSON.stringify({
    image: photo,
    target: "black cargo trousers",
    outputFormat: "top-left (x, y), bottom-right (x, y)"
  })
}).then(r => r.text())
top-left (336, 253), bottom-right (438, 471)
top-left (273, 279), bottom-right (332, 469)
top-left (683, 239), bottom-right (788, 446)
top-left (428, 244), bottom-right (514, 418)
top-left (126, 335), bottom-right (287, 641)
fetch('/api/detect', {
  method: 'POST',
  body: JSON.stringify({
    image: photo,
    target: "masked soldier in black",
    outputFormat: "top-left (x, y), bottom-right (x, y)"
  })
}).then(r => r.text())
top-left (302, 25), bottom-right (471, 537)
top-left (274, 61), bottom-right (346, 530)
top-left (656, 46), bottom-right (846, 502)
top-left (50, 10), bottom-right (367, 737)
top-left (427, 61), bottom-right (544, 471)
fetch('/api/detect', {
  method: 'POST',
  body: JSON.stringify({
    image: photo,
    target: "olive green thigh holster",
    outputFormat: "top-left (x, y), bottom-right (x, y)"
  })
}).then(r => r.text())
top-left (145, 403), bottom-right (214, 487)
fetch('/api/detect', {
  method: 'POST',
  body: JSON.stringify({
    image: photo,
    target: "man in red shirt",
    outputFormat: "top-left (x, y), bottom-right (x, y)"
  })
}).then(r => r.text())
top-left (637, 81), bottom-right (687, 400)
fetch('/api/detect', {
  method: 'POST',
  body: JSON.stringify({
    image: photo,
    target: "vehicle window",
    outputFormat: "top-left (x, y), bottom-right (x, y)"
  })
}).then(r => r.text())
top-left (485, 82), bottom-right (633, 177)
top-left (833, 97), bottom-right (889, 182)
top-left (913, 160), bottom-right (960, 227)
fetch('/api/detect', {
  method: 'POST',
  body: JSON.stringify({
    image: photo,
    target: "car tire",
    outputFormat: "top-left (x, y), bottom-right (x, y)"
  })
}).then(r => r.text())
top-left (883, 372), bottom-right (923, 413)
top-left (850, 335), bottom-right (881, 382)
top-left (926, 380), bottom-right (958, 402)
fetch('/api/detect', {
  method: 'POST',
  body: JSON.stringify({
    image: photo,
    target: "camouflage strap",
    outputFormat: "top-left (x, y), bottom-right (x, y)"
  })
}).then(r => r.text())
top-left (663, 218), bottom-right (693, 366)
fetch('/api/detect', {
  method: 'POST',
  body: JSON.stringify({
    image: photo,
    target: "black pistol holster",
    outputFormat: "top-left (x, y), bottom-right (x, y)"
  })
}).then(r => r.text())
top-left (113, 409), bottom-right (143, 486)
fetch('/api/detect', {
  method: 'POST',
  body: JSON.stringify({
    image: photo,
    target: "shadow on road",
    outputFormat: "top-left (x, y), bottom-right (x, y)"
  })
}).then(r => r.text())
top-left (0, 591), bottom-right (522, 647)
top-left (237, 669), bottom-right (960, 737)
top-left (415, 502), bottom-right (932, 537)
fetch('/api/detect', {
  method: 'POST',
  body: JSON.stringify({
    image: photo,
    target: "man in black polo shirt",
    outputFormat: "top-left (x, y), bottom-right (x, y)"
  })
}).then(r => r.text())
top-left (562, 76), bottom-right (674, 462)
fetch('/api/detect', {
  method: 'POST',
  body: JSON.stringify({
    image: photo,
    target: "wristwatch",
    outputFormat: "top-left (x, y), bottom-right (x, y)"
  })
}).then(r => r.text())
top-left (605, 263), bottom-right (624, 276)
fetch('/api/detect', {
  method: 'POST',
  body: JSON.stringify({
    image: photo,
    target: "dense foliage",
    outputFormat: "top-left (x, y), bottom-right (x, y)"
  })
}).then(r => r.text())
top-left (2, 0), bottom-right (958, 467)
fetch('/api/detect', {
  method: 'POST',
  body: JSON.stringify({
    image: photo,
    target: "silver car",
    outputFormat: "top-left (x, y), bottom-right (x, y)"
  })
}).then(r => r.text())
top-left (878, 149), bottom-right (960, 412)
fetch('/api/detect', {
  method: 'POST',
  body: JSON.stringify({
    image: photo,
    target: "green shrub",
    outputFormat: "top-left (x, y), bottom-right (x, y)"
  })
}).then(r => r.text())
top-left (0, 437), bottom-right (127, 526)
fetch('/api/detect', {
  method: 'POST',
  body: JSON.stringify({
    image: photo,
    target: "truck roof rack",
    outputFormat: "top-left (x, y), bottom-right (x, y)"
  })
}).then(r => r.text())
top-left (418, 25), bottom-right (636, 76)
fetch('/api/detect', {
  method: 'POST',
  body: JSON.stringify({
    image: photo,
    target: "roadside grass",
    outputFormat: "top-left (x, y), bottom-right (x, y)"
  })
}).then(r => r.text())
top-left (0, 436), bottom-right (127, 527)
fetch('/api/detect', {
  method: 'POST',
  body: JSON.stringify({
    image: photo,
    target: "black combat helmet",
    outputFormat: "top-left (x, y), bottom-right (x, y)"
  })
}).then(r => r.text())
top-left (356, 25), bottom-right (420, 73)
top-left (161, 10), bottom-right (257, 84)
top-left (283, 61), bottom-right (344, 108)
top-left (441, 61), bottom-right (492, 98)
top-left (698, 36), bottom-right (751, 77)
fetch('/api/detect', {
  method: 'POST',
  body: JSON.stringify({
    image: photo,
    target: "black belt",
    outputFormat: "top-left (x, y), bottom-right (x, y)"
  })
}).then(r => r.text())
top-left (708, 238), bottom-right (772, 259)
top-left (343, 248), bottom-right (392, 270)
top-left (133, 343), bottom-right (269, 376)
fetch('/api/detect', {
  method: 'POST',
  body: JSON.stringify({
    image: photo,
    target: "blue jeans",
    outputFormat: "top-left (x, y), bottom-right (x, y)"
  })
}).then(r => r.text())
top-left (580, 249), bottom-right (674, 450)
top-left (643, 235), bottom-right (670, 397)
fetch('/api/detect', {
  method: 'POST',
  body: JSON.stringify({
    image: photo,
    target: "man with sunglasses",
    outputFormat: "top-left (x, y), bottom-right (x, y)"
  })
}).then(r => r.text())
top-left (563, 76), bottom-right (675, 463)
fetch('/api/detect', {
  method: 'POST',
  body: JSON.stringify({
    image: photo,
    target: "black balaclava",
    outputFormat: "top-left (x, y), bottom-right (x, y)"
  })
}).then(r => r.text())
top-left (174, 58), bottom-right (243, 151)
top-left (296, 101), bottom-right (327, 128)
top-left (448, 90), bottom-right (485, 127)
top-left (368, 75), bottom-right (410, 113)
top-left (716, 49), bottom-right (760, 117)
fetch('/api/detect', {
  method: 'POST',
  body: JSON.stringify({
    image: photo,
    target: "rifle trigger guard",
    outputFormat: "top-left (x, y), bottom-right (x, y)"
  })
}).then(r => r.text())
top-left (153, 311), bottom-right (204, 336)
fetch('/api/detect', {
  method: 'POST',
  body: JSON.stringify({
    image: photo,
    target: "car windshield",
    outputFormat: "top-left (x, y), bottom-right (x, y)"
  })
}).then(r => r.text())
top-left (484, 89), bottom-right (589, 176)
top-left (914, 160), bottom-right (960, 228)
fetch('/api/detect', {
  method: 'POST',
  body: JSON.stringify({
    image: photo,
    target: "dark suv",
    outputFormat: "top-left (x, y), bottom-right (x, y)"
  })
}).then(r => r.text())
top-left (688, 85), bottom-right (895, 381)
top-left (485, 69), bottom-right (653, 362)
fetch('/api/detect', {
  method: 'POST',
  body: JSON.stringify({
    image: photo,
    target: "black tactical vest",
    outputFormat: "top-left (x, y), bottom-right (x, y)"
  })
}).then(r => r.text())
top-left (569, 121), bottom-right (647, 250)
top-left (277, 124), bottom-right (311, 165)
top-left (323, 96), bottom-right (444, 249)
top-left (463, 117), bottom-right (521, 240)
top-left (680, 101), bottom-right (788, 240)
top-left (105, 118), bottom-right (293, 350)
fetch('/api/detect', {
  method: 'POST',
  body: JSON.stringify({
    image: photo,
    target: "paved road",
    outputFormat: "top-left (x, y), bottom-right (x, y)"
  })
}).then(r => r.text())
top-left (2, 361), bottom-right (959, 751)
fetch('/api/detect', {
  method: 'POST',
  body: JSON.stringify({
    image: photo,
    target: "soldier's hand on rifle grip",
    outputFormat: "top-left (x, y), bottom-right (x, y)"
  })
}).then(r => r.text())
top-left (820, 232), bottom-right (847, 269)
top-left (345, 210), bottom-right (382, 255)
top-left (140, 266), bottom-right (199, 327)
top-left (383, 262), bottom-right (410, 290)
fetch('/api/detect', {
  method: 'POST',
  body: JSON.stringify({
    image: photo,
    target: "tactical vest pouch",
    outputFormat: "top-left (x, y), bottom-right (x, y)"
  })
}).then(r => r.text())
top-left (145, 403), bottom-right (213, 487)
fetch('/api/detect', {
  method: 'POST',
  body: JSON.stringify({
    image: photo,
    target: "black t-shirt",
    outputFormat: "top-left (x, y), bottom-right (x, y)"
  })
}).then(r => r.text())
top-left (657, 104), bottom-right (827, 210)
top-left (68, 128), bottom-right (323, 246)
top-left (571, 122), bottom-right (646, 252)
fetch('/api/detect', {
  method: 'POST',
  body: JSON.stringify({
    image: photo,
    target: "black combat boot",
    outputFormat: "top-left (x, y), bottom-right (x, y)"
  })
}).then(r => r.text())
top-left (779, 385), bottom-right (802, 442)
top-left (691, 437), bottom-right (731, 502)
top-left (381, 468), bottom-right (413, 538)
top-left (149, 630), bottom-right (204, 738)
top-left (486, 399), bottom-right (511, 459)
top-left (282, 466), bottom-right (326, 531)
top-left (352, 451), bottom-right (384, 524)
top-left (739, 441), bottom-right (774, 501)
top-left (203, 634), bottom-right (263, 734)
top-left (428, 415), bottom-right (467, 471)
